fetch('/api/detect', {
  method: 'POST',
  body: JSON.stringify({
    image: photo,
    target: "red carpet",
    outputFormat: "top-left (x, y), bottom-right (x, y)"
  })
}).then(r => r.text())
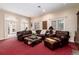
top-left (0, 38), bottom-right (74, 55)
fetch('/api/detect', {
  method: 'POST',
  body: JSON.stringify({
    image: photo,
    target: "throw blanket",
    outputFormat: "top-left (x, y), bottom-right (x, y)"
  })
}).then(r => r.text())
top-left (45, 38), bottom-right (57, 44)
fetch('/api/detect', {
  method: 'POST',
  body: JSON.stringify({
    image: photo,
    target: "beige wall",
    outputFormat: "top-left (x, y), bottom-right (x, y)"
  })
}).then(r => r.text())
top-left (31, 6), bottom-right (79, 42)
top-left (0, 10), bottom-right (5, 40)
top-left (0, 9), bottom-right (30, 39)
top-left (0, 6), bottom-right (79, 42)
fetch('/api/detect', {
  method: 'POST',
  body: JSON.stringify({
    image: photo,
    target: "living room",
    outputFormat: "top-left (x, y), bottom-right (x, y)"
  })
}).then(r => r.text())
top-left (0, 3), bottom-right (79, 55)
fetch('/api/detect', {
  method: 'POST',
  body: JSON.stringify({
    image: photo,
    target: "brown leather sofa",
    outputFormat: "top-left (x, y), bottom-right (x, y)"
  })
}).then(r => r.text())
top-left (36, 30), bottom-right (46, 40)
top-left (44, 31), bottom-right (70, 50)
top-left (17, 30), bottom-right (32, 41)
top-left (55, 31), bottom-right (70, 47)
top-left (36, 30), bottom-right (41, 35)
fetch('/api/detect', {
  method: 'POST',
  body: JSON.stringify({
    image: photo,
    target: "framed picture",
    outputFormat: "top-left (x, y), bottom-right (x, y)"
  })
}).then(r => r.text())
top-left (42, 21), bottom-right (47, 29)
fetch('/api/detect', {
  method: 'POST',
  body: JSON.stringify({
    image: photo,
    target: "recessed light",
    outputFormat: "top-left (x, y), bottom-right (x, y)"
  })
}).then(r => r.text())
top-left (42, 9), bottom-right (46, 13)
top-left (37, 6), bottom-right (41, 8)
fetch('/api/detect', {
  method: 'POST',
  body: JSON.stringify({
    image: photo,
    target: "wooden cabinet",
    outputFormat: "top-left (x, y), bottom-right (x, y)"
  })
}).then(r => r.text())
top-left (77, 12), bottom-right (79, 32)
top-left (74, 11), bottom-right (79, 50)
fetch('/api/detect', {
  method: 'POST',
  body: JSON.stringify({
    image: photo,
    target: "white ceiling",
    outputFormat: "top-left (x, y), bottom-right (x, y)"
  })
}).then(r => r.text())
top-left (0, 3), bottom-right (78, 17)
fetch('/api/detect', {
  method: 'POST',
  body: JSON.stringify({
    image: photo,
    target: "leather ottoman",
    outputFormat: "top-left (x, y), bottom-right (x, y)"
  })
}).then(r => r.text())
top-left (24, 35), bottom-right (42, 47)
top-left (44, 37), bottom-right (60, 50)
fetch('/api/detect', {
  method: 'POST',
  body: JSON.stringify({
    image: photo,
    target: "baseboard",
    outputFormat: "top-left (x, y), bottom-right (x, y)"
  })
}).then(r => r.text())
top-left (0, 38), bottom-right (6, 40)
top-left (69, 40), bottom-right (74, 43)
top-left (69, 42), bottom-right (75, 44)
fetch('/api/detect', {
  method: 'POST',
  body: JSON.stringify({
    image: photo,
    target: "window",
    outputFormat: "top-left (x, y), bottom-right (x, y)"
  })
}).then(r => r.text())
top-left (34, 22), bottom-right (40, 30)
top-left (5, 15), bottom-right (17, 38)
top-left (7, 21), bottom-right (17, 35)
top-left (20, 19), bottom-right (29, 31)
top-left (51, 21), bottom-right (56, 30)
top-left (57, 20), bottom-right (64, 30)
top-left (51, 19), bottom-right (64, 30)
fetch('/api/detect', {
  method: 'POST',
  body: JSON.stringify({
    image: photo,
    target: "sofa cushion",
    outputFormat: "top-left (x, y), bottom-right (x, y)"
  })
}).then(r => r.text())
top-left (36, 30), bottom-right (41, 34)
top-left (55, 31), bottom-right (69, 38)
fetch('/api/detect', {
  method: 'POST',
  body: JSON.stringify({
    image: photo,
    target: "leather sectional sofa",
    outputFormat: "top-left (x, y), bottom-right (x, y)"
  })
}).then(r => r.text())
top-left (17, 30), bottom-right (32, 41)
top-left (44, 31), bottom-right (70, 50)
top-left (17, 30), bottom-right (70, 50)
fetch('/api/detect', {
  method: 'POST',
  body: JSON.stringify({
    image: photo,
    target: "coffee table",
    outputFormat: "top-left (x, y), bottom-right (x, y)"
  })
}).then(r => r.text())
top-left (24, 35), bottom-right (42, 47)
